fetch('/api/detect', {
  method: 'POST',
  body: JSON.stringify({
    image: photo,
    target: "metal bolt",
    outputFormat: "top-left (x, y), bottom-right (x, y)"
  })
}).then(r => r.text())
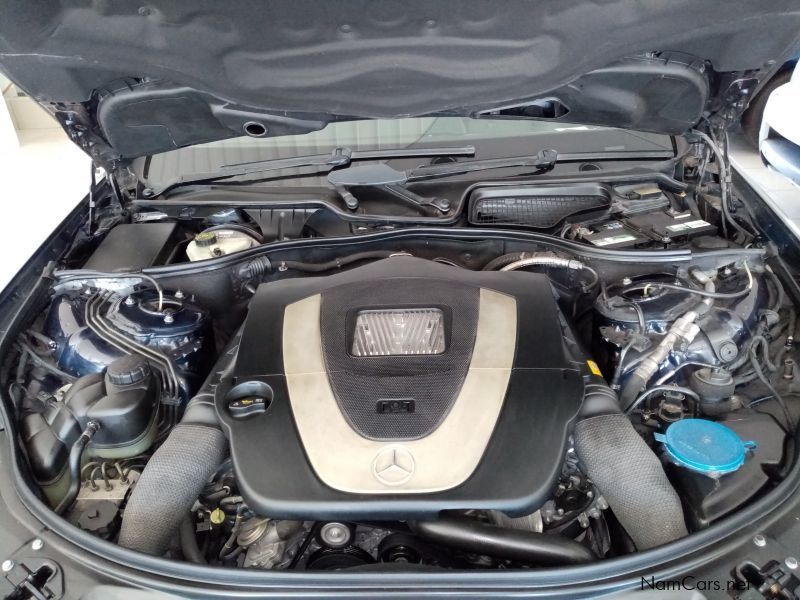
top-left (1, 560), bottom-right (13, 572)
top-left (327, 526), bottom-right (345, 541)
top-left (124, 296), bottom-right (136, 306)
top-left (174, 290), bottom-right (185, 300)
top-left (787, 557), bottom-right (799, 570)
top-left (320, 522), bottom-right (351, 548)
top-left (622, 277), bottom-right (632, 286)
top-left (163, 312), bottom-right (175, 324)
top-left (753, 534), bottom-right (767, 547)
top-left (31, 539), bottom-right (43, 551)
top-left (783, 359), bottom-right (795, 380)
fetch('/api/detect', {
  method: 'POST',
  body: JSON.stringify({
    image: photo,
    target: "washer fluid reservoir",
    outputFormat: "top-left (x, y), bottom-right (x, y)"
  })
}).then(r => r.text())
top-left (655, 419), bottom-right (757, 477)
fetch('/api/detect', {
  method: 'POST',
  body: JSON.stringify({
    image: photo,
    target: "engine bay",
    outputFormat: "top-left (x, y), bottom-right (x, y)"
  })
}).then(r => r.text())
top-left (2, 145), bottom-right (799, 573)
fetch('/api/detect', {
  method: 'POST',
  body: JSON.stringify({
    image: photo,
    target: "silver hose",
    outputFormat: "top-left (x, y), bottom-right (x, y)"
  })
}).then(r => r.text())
top-left (500, 256), bottom-right (599, 288)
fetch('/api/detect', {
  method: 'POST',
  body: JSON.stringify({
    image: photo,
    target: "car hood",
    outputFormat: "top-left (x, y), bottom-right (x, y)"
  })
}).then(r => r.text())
top-left (2, 0), bottom-right (800, 169)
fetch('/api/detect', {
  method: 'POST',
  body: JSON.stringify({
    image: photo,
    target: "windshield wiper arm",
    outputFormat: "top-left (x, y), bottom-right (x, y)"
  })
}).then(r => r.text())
top-left (327, 148), bottom-right (558, 212)
top-left (407, 148), bottom-right (558, 182)
top-left (149, 146), bottom-right (476, 196)
top-left (328, 148), bottom-right (558, 187)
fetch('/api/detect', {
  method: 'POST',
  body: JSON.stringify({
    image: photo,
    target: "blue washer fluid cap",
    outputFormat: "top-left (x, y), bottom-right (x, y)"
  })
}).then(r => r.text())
top-left (654, 419), bottom-right (757, 476)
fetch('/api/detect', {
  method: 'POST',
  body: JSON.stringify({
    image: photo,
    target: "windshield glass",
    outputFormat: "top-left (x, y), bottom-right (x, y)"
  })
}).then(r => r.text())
top-left (141, 117), bottom-right (673, 189)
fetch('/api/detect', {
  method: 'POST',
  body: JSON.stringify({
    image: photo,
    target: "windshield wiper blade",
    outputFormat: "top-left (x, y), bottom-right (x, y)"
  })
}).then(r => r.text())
top-left (328, 148), bottom-right (558, 187)
top-left (327, 148), bottom-right (558, 212)
top-left (408, 148), bottom-right (559, 182)
top-left (149, 146), bottom-right (476, 196)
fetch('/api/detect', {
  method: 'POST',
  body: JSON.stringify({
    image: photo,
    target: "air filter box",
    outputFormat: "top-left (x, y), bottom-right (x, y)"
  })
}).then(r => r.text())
top-left (84, 223), bottom-right (177, 271)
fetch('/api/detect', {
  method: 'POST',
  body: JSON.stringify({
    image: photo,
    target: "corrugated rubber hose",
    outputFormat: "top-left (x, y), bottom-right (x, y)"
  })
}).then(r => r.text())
top-left (574, 406), bottom-right (688, 550)
top-left (117, 423), bottom-right (226, 555)
top-left (118, 332), bottom-right (241, 555)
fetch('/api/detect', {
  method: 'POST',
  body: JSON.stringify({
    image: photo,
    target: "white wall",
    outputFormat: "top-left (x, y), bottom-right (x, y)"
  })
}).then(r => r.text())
top-left (0, 78), bottom-right (91, 289)
top-left (0, 73), bottom-right (19, 152)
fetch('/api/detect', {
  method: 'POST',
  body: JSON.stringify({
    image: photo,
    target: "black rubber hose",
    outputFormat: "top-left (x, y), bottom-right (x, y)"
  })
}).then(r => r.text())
top-left (765, 267), bottom-right (786, 313)
top-left (572, 375), bottom-right (688, 550)
top-left (117, 424), bottom-right (227, 555)
top-left (579, 384), bottom-right (689, 546)
top-left (280, 251), bottom-right (397, 273)
top-left (580, 379), bottom-right (621, 418)
top-left (574, 412), bottom-right (688, 550)
top-left (54, 420), bottom-right (99, 515)
top-left (118, 331), bottom-right (241, 555)
top-left (621, 281), bottom-right (752, 300)
top-left (179, 515), bottom-right (207, 564)
top-left (16, 340), bottom-right (77, 383)
top-left (409, 515), bottom-right (595, 565)
top-left (619, 372), bottom-right (648, 412)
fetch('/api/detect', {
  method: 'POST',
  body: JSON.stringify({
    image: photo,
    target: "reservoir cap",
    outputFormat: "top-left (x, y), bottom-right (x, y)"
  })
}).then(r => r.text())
top-left (655, 419), bottom-right (756, 476)
top-left (194, 231), bottom-right (218, 247)
top-left (106, 355), bottom-right (151, 386)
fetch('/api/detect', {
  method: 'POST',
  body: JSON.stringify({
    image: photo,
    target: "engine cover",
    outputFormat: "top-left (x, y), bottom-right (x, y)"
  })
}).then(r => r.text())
top-left (216, 257), bottom-right (585, 519)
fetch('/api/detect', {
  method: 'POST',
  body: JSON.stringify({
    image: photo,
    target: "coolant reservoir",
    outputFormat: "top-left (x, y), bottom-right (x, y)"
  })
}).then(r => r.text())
top-left (186, 229), bottom-right (258, 261)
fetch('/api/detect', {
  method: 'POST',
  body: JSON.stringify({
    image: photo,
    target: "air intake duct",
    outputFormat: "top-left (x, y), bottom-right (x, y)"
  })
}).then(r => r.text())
top-left (574, 378), bottom-right (688, 550)
top-left (118, 423), bottom-right (226, 555)
top-left (117, 334), bottom-right (239, 555)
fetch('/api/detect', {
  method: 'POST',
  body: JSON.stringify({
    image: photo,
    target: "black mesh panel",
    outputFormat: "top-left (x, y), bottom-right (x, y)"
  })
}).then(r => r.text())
top-left (320, 278), bottom-right (479, 440)
top-left (471, 195), bottom-right (608, 228)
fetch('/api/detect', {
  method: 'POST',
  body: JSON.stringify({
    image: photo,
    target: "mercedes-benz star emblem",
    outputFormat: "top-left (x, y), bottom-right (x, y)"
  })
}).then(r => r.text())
top-left (372, 446), bottom-right (415, 486)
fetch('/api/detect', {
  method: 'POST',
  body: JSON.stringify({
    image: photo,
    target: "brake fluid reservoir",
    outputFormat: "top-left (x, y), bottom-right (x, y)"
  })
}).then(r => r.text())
top-left (186, 229), bottom-right (258, 261)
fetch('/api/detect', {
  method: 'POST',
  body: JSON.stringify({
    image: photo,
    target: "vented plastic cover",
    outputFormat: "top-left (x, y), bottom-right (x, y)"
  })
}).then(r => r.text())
top-left (220, 257), bottom-right (586, 518)
top-left (468, 184), bottom-right (610, 229)
top-left (472, 196), bottom-right (607, 227)
top-left (352, 308), bottom-right (445, 356)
